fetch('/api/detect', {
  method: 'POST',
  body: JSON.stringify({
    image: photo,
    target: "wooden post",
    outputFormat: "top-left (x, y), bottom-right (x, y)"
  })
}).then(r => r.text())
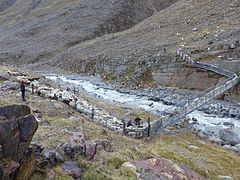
top-left (91, 108), bottom-right (94, 121)
top-left (147, 117), bottom-right (151, 137)
top-left (156, 120), bottom-right (159, 133)
top-left (53, 93), bottom-right (58, 100)
top-left (74, 98), bottom-right (77, 109)
top-left (123, 120), bottom-right (126, 135)
top-left (160, 119), bottom-right (163, 127)
top-left (31, 84), bottom-right (34, 94)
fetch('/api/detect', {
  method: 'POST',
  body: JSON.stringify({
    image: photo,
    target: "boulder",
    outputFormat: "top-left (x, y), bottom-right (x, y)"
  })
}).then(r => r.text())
top-left (69, 131), bottom-right (85, 144)
top-left (30, 144), bottom-right (44, 157)
top-left (62, 130), bottom-right (99, 161)
top-left (0, 75), bottom-right (8, 81)
top-left (223, 122), bottom-right (234, 128)
top-left (85, 141), bottom-right (98, 160)
top-left (208, 136), bottom-right (223, 145)
top-left (0, 105), bottom-right (38, 179)
top-left (43, 150), bottom-right (65, 167)
top-left (122, 162), bottom-right (137, 173)
top-left (17, 115), bottom-right (39, 160)
top-left (219, 129), bottom-right (240, 146)
top-left (53, 102), bottom-right (64, 109)
top-left (0, 105), bottom-right (31, 120)
top-left (62, 161), bottom-right (81, 179)
top-left (235, 144), bottom-right (240, 151)
top-left (61, 143), bottom-right (85, 159)
top-left (124, 158), bottom-right (206, 180)
top-left (192, 117), bottom-right (198, 122)
top-left (7, 71), bottom-right (25, 76)
top-left (0, 158), bottom-right (20, 177)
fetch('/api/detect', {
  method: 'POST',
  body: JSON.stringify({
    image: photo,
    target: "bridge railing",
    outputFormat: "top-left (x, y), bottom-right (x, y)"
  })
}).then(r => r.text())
top-left (123, 50), bottom-right (240, 138)
top-left (176, 50), bottom-right (234, 78)
top-left (131, 50), bottom-right (240, 137)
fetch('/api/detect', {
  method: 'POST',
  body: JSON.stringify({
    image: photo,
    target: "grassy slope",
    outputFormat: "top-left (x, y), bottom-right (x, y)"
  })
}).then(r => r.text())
top-left (1, 67), bottom-right (240, 180)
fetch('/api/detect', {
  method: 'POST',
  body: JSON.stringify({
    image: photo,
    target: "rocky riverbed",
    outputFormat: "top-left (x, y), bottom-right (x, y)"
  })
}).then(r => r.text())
top-left (44, 73), bottom-right (240, 141)
top-left (1, 67), bottom-right (240, 179)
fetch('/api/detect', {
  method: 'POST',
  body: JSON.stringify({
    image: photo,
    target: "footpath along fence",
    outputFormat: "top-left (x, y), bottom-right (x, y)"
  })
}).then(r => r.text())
top-left (123, 50), bottom-right (240, 137)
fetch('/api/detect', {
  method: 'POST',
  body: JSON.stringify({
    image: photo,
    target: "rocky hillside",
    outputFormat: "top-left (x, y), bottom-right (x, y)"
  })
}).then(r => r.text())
top-left (0, 0), bottom-right (177, 64)
top-left (1, 1), bottom-right (240, 179)
top-left (52, 0), bottom-right (240, 86)
top-left (0, 0), bottom-right (239, 92)
top-left (48, 0), bottom-right (239, 90)
top-left (1, 67), bottom-right (240, 180)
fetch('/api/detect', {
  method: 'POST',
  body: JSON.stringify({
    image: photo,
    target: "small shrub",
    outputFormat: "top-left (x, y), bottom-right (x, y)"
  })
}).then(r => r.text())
top-left (118, 168), bottom-right (137, 179)
top-left (82, 169), bottom-right (111, 180)
top-left (104, 156), bottom-right (126, 169)
top-left (77, 158), bottom-right (90, 169)
top-left (52, 167), bottom-right (73, 180)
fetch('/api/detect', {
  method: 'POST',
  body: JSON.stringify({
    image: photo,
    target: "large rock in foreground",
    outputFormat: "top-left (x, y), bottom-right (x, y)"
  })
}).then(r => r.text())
top-left (123, 158), bottom-right (206, 180)
top-left (0, 105), bottom-right (31, 121)
top-left (219, 129), bottom-right (240, 146)
top-left (0, 105), bottom-right (38, 179)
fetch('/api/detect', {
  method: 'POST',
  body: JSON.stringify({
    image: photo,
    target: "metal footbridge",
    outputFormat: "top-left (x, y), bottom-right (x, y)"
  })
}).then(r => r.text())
top-left (124, 50), bottom-right (240, 137)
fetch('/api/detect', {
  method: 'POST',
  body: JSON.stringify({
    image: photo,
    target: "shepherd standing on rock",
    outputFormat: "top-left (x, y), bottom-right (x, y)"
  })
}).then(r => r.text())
top-left (20, 81), bottom-right (26, 101)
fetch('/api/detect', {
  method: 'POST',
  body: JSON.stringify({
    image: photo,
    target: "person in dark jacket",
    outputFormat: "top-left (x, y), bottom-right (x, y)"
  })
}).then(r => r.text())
top-left (20, 81), bottom-right (26, 101)
top-left (127, 119), bottom-right (133, 127)
top-left (134, 116), bottom-right (141, 126)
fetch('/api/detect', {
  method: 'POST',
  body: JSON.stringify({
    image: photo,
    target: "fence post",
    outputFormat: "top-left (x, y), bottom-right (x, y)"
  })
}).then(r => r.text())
top-left (32, 84), bottom-right (34, 94)
top-left (91, 108), bottom-right (95, 121)
top-left (74, 98), bottom-right (77, 109)
top-left (160, 119), bottom-right (163, 127)
top-left (184, 106), bottom-right (187, 117)
top-left (123, 120), bottom-right (126, 135)
top-left (147, 117), bottom-right (151, 137)
top-left (155, 121), bottom-right (159, 134)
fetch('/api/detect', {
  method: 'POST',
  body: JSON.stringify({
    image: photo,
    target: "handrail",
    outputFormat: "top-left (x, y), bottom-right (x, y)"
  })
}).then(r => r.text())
top-left (131, 50), bottom-right (240, 137)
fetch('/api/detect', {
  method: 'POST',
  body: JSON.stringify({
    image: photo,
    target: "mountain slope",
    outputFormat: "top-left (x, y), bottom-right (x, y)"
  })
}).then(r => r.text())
top-left (0, 0), bottom-right (178, 64)
top-left (47, 0), bottom-right (240, 89)
top-left (0, 0), bottom-right (239, 92)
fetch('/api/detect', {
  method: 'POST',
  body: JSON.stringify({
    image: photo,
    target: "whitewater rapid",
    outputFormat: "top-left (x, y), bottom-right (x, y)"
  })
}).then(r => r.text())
top-left (45, 74), bottom-right (240, 133)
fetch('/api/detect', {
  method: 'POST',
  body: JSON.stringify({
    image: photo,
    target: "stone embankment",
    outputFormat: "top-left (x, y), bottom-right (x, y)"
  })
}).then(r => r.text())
top-left (5, 71), bottom-right (133, 135)
top-left (33, 82), bottom-right (126, 133)
top-left (4, 50), bottom-right (240, 139)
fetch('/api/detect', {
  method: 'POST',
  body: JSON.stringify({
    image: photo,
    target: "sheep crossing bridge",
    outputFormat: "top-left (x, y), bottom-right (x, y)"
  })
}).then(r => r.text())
top-left (124, 50), bottom-right (240, 137)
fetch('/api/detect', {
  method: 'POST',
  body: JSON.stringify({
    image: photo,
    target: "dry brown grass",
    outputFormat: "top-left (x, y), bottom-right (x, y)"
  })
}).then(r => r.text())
top-left (1, 80), bottom-right (240, 180)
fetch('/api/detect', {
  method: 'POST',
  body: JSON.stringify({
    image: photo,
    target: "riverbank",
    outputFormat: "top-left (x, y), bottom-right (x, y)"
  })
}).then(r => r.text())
top-left (1, 66), bottom-right (240, 179)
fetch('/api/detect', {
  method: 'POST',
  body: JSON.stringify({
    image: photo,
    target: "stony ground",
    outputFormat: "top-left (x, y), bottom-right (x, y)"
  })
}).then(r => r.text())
top-left (1, 66), bottom-right (240, 180)
top-left (0, 0), bottom-right (239, 93)
top-left (1, 0), bottom-right (240, 179)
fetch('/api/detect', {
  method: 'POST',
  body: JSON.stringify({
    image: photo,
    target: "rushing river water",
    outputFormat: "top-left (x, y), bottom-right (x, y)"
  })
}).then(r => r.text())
top-left (45, 74), bottom-right (240, 135)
